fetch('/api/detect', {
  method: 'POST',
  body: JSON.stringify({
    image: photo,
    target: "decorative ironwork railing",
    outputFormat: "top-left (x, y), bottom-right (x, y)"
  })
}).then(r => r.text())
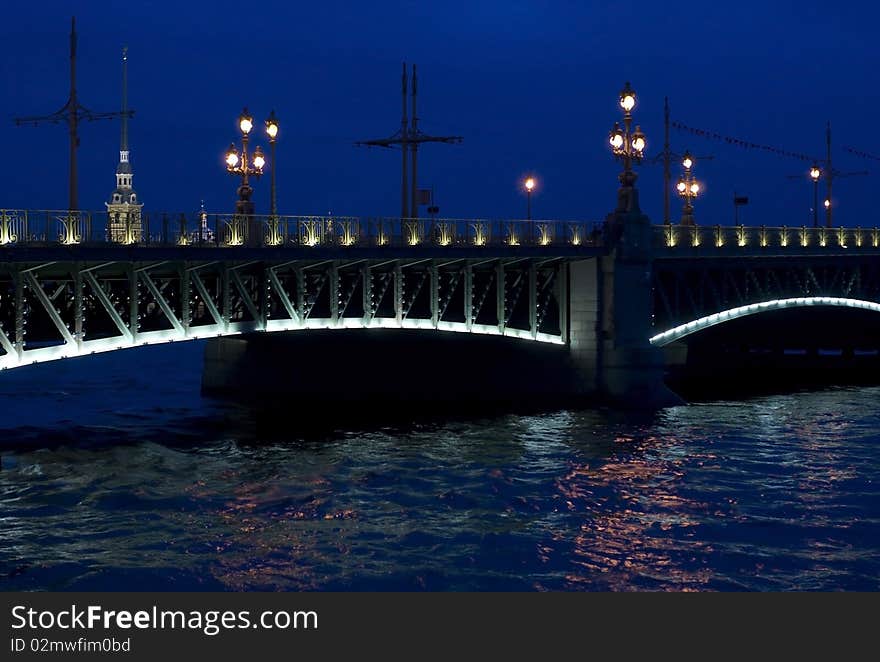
top-left (0, 209), bottom-right (602, 249)
top-left (656, 224), bottom-right (880, 250)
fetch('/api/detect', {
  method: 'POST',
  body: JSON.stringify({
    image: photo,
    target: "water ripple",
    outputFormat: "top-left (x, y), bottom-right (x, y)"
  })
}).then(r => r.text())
top-left (1, 363), bottom-right (878, 590)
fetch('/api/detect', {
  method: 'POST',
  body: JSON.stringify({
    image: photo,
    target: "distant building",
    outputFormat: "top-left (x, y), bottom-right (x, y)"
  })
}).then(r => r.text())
top-left (189, 201), bottom-right (216, 244)
top-left (106, 47), bottom-right (142, 243)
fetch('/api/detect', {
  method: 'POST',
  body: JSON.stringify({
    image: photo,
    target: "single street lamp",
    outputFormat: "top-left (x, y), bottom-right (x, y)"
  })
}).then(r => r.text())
top-left (609, 81), bottom-right (646, 213)
top-left (524, 177), bottom-right (535, 220)
top-left (265, 110), bottom-right (281, 244)
top-left (809, 164), bottom-right (821, 228)
top-left (676, 150), bottom-right (700, 225)
top-left (224, 107), bottom-right (265, 245)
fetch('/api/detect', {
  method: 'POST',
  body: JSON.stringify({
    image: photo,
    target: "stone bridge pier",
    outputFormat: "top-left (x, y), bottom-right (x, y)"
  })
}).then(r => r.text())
top-left (566, 206), bottom-right (681, 407)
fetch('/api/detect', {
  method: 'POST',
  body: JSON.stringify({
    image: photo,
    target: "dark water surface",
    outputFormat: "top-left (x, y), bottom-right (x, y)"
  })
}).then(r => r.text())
top-left (0, 342), bottom-right (878, 591)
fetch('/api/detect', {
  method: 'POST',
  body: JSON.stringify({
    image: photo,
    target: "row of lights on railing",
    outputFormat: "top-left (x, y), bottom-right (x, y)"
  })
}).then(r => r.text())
top-left (0, 210), bottom-right (592, 248)
top-left (663, 225), bottom-right (880, 249)
top-left (291, 221), bottom-right (576, 248)
top-left (214, 218), bottom-right (582, 248)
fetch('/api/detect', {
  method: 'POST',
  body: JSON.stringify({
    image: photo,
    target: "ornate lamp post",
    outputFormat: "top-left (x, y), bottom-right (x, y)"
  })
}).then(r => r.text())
top-left (224, 107), bottom-right (265, 245)
top-left (608, 81), bottom-right (646, 213)
top-left (265, 110), bottom-right (281, 245)
top-left (676, 151), bottom-right (700, 225)
top-left (809, 163), bottom-right (821, 228)
top-left (524, 177), bottom-right (535, 220)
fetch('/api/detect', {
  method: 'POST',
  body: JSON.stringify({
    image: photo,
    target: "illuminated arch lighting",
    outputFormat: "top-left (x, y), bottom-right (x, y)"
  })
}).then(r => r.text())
top-left (649, 296), bottom-right (880, 347)
top-left (0, 319), bottom-right (564, 371)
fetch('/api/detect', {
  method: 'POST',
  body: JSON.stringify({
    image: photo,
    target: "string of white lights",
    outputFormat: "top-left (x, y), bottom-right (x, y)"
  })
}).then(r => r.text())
top-left (649, 297), bottom-right (880, 346)
top-left (0, 320), bottom-right (564, 371)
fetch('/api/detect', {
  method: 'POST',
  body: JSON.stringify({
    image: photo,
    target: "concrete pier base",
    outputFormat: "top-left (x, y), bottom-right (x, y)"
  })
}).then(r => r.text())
top-left (567, 256), bottom-right (683, 408)
top-left (601, 346), bottom-right (684, 408)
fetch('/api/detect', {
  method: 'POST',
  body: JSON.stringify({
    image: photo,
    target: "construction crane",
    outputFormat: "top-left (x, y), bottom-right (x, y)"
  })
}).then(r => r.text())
top-left (13, 17), bottom-right (133, 212)
top-left (357, 63), bottom-right (462, 219)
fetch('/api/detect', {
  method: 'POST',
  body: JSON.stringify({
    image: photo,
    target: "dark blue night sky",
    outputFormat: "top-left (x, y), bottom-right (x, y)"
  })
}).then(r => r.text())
top-left (2, 1), bottom-right (876, 225)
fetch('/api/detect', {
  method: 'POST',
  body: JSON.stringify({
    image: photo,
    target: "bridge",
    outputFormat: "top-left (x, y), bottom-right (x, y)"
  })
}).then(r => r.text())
top-left (0, 210), bottom-right (596, 366)
top-left (2, 206), bottom-right (879, 404)
top-left (651, 223), bottom-right (880, 345)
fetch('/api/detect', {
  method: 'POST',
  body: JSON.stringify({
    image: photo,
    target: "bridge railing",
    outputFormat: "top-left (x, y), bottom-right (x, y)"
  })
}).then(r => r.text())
top-left (0, 209), bottom-right (602, 249)
top-left (656, 224), bottom-right (880, 250)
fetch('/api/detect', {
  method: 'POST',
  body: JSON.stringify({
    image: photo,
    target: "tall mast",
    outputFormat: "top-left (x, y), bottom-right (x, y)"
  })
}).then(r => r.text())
top-left (663, 97), bottom-right (670, 225)
top-left (14, 16), bottom-right (134, 212)
top-left (410, 64), bottom-right (418, 219)
top-left (357, 63), bottom-right (462, 221)
top-left (401, 62), bottom-right (409, 219)
top-left (121, 46), bottom-right (129, 156)
top-left (68, 17), bottom-right (78, 211)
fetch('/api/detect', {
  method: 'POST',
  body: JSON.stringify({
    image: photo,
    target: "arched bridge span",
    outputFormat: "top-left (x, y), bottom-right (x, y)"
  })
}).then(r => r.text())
top-left (0, 251), bottom-right (575, 370)
top-left (651, 254), bottom-right (880, 344)
top-left (649, 296), bottom-right (880, 347)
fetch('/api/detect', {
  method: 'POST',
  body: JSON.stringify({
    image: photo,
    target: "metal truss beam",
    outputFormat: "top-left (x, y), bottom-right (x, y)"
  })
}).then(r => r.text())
top-left (557, 263), bottom-right (568, 343)
top-left (267, 268), bottom-right (300, 323)
top-left (24, 272), bottom-right (75, 344)
top-left (438, 271), bottom-right (460, 322)
top-left (140, 270), bottom-right (184, 333)
top-left (0, 257), bottom-right (567, 371)
top-left (496, 261), bottom-right (505, 332)
top-left (528, 262), bottom-right (537, 338)
top-left (652, 257), bottom-right (880, 332)
top-left (430, 261), bottom-right (439, 327)
top-left (362, 264), bottom-right (373, 324)
top-left (230, 269), bottom-right (263, 329)
top-left (0, 325), bottom-right (15, 356)
top-left (464, 262), bottom-right (474, 330)
top-left (191, 270), bottom-right (224, 326)
top-left (402, 271), bottom-right (427, 319)
top-left (329, 262), bottom-right (340, 325)
top-left (83, 271), bottom-right (132, 341)
top-left (72, 266), bottom-right (83, 348)
top-left (337, 268), bottom-right (360, 320)
top-left (394, 263), bottom-right (403, 324)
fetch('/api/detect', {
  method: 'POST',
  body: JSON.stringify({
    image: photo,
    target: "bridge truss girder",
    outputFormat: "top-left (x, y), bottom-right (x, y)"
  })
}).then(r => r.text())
top-left (0, 257), bottom-right (568, 370)
top-left (653, 256), bottom-right (880, 331)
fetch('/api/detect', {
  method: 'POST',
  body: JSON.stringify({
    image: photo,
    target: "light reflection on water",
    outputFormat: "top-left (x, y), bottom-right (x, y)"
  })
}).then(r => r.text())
top-left (0, 343), bottom-right (878, 590)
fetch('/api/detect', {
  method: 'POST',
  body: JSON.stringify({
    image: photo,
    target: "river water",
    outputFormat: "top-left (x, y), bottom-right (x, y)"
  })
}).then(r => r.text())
top-left (0, 342), bottom-right (877, 591)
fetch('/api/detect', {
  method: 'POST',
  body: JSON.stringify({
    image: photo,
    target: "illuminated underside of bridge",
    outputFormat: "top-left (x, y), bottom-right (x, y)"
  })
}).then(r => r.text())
top-left (649, 296), bottom-right (880, 347)
top-left (0, 255), bottom-right (570, 371)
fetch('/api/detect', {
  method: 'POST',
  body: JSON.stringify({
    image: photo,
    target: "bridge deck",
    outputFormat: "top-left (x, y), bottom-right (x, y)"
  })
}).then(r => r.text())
top-left (0, 243), bottom-right (603, 263)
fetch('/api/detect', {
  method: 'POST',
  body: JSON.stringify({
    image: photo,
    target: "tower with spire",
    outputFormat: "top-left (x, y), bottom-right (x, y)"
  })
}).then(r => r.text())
top-left (106, 46), bottom-right (142, 243)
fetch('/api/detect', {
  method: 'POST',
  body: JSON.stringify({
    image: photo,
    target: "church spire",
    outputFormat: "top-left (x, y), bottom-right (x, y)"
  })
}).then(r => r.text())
top-left (111, 45), bottom-right (134, 185)
top-left (106, 45), bottom-right (142, 244)
top-left (120, 46), bottom-right (128, 157)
